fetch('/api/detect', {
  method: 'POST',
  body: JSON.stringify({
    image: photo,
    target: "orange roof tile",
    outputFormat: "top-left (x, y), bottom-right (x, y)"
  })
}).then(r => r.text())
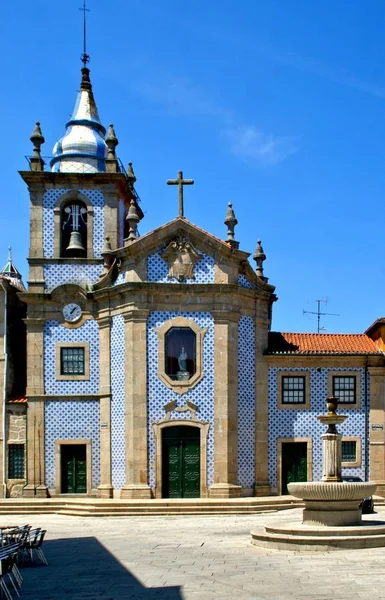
top-left (267, 332), bottom-right (382, 355)
top-left (8, 396), bottom-right (27, 403)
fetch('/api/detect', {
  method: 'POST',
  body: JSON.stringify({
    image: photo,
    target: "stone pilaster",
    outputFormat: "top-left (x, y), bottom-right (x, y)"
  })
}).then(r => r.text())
top-left (254, 309), bottom-right (271, 496)
top-left (369, 366), bottom-right (385, 494)
top-left (103, 188), bottom-right (120, 251)
top-left (97, 316), bottom-right (113, 498)
top-left (23, 317), bottom-right (47, 497)
top-left (120, 308), bottom-right (152, 499)
top-left (27, 184), bottom-right (45, 292)
top-left (209, 311), bottom-right (241, 498)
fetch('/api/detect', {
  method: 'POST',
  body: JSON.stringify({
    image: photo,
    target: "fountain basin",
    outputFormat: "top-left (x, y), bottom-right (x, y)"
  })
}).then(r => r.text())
top-left (288, 481), bottom-right (377, 526)
top-left (288, 481), bottom-right (376, 501)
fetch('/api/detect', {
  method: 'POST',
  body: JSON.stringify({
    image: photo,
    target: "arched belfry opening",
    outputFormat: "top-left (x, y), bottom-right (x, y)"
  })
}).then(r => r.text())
top-left (61, 201), bottom-right (88, 258)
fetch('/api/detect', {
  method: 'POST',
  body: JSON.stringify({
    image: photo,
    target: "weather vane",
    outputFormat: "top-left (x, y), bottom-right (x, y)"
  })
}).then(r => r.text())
top-left (80, 0), bottom-right (90, 66)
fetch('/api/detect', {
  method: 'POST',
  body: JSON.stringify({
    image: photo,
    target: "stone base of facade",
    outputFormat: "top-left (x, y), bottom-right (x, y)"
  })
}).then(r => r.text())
top-left (208, 484), bottom-right (242, 498)
top-left (120, 484), bottom-right (152, 499)
top-left (22, 484), bottom-right (49, 498)
top-left (254, 482), bottom-right (272, 497)
top-left (97, 484), bottom-right (114, 499)
top-left (36, 485), bottom-right (49, 498)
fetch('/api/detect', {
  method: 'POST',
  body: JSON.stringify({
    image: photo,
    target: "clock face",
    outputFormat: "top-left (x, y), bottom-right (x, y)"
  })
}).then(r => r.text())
top-left (62, 303), bottom-right (82, 323)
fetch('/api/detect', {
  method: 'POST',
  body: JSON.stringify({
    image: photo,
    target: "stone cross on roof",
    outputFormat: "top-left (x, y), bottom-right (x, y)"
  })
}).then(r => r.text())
top-left (166, 170), bottom-right (194, 218)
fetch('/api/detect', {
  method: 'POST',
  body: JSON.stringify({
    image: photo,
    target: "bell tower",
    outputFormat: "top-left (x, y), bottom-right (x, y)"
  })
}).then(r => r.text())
top-left (20, 63), bottom-right (142, 293)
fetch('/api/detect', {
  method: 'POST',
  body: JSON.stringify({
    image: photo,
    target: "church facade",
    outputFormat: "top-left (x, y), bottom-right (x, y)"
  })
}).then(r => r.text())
top-left (2, 62), bottom-right (385, 499)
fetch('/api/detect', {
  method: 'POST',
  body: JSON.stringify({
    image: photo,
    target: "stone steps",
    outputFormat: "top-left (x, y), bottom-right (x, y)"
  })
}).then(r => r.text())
top-left (0, 497), bottom-right (301, 516)
top-left (251, 529), bottom-right (385, 550)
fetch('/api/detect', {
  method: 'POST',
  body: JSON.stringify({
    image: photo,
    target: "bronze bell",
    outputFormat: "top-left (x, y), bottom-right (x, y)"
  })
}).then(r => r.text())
top-left (66, 230), bottom-right (85, 252)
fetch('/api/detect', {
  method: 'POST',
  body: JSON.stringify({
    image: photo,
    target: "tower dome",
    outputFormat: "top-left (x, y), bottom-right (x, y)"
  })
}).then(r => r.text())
top-left (50, 67), bottom-right (108, 173)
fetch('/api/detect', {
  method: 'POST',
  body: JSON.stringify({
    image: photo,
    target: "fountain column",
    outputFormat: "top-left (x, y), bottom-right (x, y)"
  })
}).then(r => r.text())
top-left (321, 397), bottom-right (344, 483)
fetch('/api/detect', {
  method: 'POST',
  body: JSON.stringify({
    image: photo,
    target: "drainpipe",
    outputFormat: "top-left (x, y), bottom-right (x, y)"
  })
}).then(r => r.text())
top-left (364, 357), bottom-right (369, 482)
top-left (0, 280), bottom-right (8, 498)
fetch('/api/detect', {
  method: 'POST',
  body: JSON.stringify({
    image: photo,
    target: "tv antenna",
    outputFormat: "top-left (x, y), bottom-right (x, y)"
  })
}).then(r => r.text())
top-left (80, 0), bottom-right (90, 66)
top-left (303, 299), bottom-right (339, 333)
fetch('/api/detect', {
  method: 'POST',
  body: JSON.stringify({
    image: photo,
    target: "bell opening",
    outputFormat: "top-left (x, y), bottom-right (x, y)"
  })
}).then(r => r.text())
top-left (61, 201), bottom-right (88, 258)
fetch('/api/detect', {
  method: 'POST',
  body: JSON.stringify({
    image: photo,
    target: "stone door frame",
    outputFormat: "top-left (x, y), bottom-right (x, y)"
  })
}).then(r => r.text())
top-left (152, 420), bottom-right (209, 499)
top-left (54, 439), bottom-right (92, 496)
top-left (276, 437), bottom-right (313, 496)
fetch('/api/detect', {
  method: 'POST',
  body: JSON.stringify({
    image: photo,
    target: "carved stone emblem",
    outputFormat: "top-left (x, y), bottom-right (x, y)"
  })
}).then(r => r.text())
top-left (161, 236), bottom-right (202, 282)
top-left (162, 399), bottom-right (199, 421)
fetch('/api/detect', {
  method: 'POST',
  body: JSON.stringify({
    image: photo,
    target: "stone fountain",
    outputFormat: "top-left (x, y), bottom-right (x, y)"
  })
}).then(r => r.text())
top-left (251, 397), bottom-right (385, 550)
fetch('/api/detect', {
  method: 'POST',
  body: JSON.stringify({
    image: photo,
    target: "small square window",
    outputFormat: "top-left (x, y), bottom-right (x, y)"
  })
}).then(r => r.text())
top-left (60, 347), bottom-right (85, 376)
top-left (333, 376), bottom-right (356, 404)
top-left (8, 444), bottom-right (25, 479)
top-left (282, 376), bottom-right (306, 404)
top-left (342, 441), bottom-right (357, 463)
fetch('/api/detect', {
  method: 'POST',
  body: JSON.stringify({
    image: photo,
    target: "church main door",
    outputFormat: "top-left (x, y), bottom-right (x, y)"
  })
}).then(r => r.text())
top-left (281, 442), bottom-right (307, 495)
top-left (60, 444), bottom-right (87, 494)
top-left (162, 426), bottom-right (200, 498)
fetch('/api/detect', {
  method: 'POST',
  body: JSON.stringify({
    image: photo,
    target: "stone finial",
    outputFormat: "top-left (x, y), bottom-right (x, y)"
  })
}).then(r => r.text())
top-left (125, 200), bottom-right (140, 242)
top-left (30, 122), bottom-right (45, 172)
top-left (126, 162), bottom-right (136, 181)
top-left (224, 202), bottom-right (239, 249)
top-left (106, 124), bottom-right (119, 158)
top-left (105, 124), bottom-right (119, 173)
top-left (100, 237), bottom-right (113, 275)
top-left (253, 239), bottom-right (266, 279)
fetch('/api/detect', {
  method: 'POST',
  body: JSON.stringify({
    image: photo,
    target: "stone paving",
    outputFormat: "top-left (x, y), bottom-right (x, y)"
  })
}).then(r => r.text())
top-left (6, 507), bottom-right (385, 599)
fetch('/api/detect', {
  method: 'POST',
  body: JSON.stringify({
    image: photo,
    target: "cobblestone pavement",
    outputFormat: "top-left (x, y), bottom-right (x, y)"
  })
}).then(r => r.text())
top-left (6, 507), bottom-right (385, 599)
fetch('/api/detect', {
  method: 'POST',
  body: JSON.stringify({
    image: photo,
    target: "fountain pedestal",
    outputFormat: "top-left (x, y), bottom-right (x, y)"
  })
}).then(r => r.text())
top-left (289, 400), bottom-right (376, 527)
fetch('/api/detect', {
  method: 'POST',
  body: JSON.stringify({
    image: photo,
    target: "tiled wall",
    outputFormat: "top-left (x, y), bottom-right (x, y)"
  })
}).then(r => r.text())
top-left (238, 316), bottom-right (255, 488)
top-left (238, 274), bottom-right (256, 289)
top-left (43, 263), bottom-right (104, 293)
top-left (268, 367), bottom-right (368, 488)
top-left (147, 249), bottom-right (216, 283)
top-left (44, 319), bottom-right (100, 395)
top-left (44, 400), bottom-right (100, 489)
top-left (147, 312), bottom-right (215, 489)
top-left (110, 315), bottom-right (126, 489)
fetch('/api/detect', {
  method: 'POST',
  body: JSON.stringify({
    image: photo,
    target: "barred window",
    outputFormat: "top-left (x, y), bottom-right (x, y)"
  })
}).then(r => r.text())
top-left (342, 441), bottom-right (357, 463)
top-left (333, 376), bottom-right (356, 404)
top-left (60, 347), bottom-right (85, 375)
top-left (8, 444), bottom-right (25, 479)
top-left (282, 376), bottom-right (306, 404)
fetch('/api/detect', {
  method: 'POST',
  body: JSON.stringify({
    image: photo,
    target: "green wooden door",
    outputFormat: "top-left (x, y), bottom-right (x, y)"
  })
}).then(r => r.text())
top-left (61, 445), bottom-right (87, 494)
top-left (162, 427), bottom-right (200, 498)
top-left (282, 442), bottom-right (307, 495)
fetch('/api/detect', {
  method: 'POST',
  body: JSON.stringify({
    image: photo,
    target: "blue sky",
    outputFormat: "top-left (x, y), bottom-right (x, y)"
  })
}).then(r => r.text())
top-left (1, 0), bottom-right (385, 333)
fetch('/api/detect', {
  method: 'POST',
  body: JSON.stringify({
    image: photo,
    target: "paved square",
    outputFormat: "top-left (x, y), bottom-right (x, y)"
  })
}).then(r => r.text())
top-left (6, 507), bottom-right (385, 599)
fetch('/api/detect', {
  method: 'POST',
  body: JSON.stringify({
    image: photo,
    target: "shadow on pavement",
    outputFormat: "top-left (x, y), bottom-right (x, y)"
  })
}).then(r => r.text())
top-left (20, 536), bottom-right (183, 599)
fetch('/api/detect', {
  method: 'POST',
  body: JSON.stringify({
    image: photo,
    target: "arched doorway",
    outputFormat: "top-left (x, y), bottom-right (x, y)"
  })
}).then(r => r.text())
top-left (162, 426), bottom-right (200, 498)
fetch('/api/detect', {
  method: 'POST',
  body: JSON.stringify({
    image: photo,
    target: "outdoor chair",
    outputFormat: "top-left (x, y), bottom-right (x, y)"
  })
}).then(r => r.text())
top-left (23, 530), bottom-right (48, 566)
top-left (0, 543), bottom-right (22, 599)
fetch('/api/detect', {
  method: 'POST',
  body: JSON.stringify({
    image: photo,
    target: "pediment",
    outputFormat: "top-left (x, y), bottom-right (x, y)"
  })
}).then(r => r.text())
top-left (107, 217), bottom-right (274, 292)
top-left (117, 217), bottom-right (248, 264)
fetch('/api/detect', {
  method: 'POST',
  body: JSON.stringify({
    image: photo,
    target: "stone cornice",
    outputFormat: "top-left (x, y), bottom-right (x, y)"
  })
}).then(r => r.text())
top-left (19, 171), bottom-right (127, 186)
top-left (266, 355), bottom-right (384, 368)
top-left (27, 394), bottom-right (110, 401)
top-left (28, 257), bottom-right (103, 266)
top-left (211, 310), bottom-right (241, 323)
top-left (123, 308), bottom-right (150, 323)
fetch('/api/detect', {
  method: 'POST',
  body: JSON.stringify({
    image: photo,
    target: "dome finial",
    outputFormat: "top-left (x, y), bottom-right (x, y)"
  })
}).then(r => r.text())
top-left (80, 0), bottom-right (90, 67)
